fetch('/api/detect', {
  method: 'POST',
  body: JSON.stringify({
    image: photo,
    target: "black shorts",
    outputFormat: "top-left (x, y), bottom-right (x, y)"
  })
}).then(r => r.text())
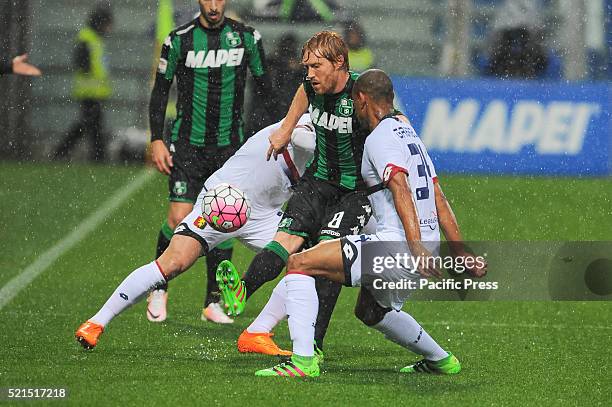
top-left (278, 174), bottom-right (372, 242)
top-left (168, 142), bottom-right (236, 203)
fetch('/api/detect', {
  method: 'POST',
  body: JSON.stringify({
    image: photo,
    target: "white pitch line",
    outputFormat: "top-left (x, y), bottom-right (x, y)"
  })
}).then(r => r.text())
top-left (0, 168), bottom-right (155, 311)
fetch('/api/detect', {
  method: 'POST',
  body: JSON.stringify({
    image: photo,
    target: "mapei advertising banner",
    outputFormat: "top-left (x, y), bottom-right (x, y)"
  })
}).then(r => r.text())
top-left (391, 77), bottom-right (612, 175)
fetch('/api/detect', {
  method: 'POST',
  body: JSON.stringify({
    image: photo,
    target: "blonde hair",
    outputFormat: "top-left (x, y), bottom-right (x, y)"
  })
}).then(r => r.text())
top-left (301, 31), bottom-right (349, 70)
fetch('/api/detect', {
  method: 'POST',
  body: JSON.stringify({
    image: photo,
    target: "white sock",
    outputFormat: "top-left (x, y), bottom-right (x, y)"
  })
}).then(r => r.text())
top-left (90, 262), bottom-right (166, 327)
top-left (285, 274), bottom-right (317, 357)
top-left (373, 310), bottom-right (448, 361)
top-left (247, 276), bottom-right (288, 333)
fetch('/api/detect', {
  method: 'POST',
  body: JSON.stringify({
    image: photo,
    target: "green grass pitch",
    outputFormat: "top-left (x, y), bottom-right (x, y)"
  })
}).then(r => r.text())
top-left (0, 162), bottom-right (610, 405)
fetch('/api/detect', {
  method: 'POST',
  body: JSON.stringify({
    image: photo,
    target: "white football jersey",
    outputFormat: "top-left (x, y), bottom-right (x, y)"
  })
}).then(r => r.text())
top-left (205, 115), bottom-right (314, 219)
top-left (361, 116), bottom-right (439, 241)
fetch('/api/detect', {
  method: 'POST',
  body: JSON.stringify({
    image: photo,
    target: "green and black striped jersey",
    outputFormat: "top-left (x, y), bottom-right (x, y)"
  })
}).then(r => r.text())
top-left (304, 71), bottom-right (368, 191)
top-left (157, 17), bottom-right (267, 148)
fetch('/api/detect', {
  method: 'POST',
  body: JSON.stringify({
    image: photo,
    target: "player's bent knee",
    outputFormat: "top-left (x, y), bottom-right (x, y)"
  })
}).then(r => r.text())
top-left (354, 303), bottom-right (390, 326)
top-left (354, 289), bottom-right (391, 326)
top-left (157, 251), bottom-right (190, 280)
top-left (287, 253), bottom-right (310, 274)
top-left (159, 235), bottom-right (202, 279)
top-left (286, 253), bottom-right (299, 271)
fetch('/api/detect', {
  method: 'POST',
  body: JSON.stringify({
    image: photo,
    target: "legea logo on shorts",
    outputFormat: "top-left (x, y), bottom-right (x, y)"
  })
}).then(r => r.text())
top-left (421, 99), bottom-right (600, 155)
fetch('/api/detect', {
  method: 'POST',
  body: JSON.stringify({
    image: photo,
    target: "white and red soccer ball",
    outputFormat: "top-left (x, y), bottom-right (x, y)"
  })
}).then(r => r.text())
top-left (202, 183), bottom-right (250, 233)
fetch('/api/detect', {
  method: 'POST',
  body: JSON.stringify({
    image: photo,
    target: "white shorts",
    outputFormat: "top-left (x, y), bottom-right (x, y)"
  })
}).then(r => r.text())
top-left (174, 188), bottom-right (282, 254)
top-left (340, 234), bottom-right (440, 310)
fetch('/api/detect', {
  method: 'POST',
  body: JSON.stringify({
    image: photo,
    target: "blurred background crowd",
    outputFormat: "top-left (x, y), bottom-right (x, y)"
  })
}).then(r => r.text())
top-left (0, 0), bottom-right (611, 162)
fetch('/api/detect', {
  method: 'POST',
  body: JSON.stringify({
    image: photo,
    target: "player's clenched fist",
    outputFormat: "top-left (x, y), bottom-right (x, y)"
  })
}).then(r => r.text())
top-left (466, 255), bottom-right (488, 278)
top-left (267, 126), bottom-right (292, 161)
top-left (456, 251), bottom-right (488, 278)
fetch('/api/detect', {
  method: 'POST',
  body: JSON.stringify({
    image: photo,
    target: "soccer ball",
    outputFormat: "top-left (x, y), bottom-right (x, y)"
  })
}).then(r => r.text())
top-left (201, 183), bottom-right (250, 233)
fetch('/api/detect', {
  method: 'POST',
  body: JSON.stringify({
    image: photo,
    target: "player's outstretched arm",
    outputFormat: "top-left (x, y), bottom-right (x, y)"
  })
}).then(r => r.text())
top-left (267, 84), bottom-right (309, 161)
top-left (9, 54), bottom-right (42, 76)
top-left (434, 182), bottom-right (487, 277)
top-left (388, 173), bottom-right (442, 278)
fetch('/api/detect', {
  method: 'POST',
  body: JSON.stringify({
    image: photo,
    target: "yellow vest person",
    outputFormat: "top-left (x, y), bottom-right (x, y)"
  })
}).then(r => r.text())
top-left (344, 20), bottom-right (375, 73)
top-left (54, 5), bottom-right (113, 162)
top-left (73, 26), bottom-right (111, 100)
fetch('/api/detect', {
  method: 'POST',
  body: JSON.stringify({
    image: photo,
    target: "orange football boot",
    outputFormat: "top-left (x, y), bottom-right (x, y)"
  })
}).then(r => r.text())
top-left (75, 320), bottom-right (104, 350)
top-left (237, 330), bottom-right (292, 356)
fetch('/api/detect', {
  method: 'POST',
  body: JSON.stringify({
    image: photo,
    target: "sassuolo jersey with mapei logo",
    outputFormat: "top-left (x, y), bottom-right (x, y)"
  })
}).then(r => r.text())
top-left (159, 17), bottom-right (266, 148)
top-left (304, 71), bottom-right (369, 191)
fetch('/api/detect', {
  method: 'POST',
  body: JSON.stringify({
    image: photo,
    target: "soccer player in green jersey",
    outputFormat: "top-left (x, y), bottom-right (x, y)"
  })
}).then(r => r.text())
top-left (254, 69), bottom-right (487, 377)
top-left (217, 31), bottom-right (372, 357)
top-left (147, 0), bottom-right (270, 323)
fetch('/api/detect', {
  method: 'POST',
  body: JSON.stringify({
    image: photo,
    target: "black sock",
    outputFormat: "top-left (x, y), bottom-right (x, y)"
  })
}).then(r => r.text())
top-left (314, 277), bottom-right (342, 351)
top-left (154, 223), bottom-right (173, 291)
top-left (204, 247), bottom-right (233, 306)
top-left (242, 248), bottom-right (287, 299)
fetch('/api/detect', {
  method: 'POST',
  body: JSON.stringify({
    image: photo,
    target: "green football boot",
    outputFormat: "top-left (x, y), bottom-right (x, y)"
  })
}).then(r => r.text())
top-left (400, 352), bottom-right (461, 374)
top-left (314, 343), bottom-right (324, 365)
top-left (255, 355), bottom-right (320, 378)
top-left (215, 260), bottom-right (246, 316)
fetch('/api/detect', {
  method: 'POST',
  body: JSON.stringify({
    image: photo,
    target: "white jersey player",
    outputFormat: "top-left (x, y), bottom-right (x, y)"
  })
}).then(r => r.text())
top-left (178, 115), bottom-right (315, 251)
top-left (251, 70), bottom-right (486, 378)
top-left (362, 116), bottom-right (439, 242)
top-left (341, 114), bottom-right (441, 292)
top-left (74, 117), bottom-right (315, 350)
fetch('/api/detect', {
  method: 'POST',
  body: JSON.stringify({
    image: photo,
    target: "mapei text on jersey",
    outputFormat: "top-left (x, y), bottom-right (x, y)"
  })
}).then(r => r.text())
top-left (310, 107), bottom-right (353, 134)
top-left (185, 49), bottom-right (245, 68)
